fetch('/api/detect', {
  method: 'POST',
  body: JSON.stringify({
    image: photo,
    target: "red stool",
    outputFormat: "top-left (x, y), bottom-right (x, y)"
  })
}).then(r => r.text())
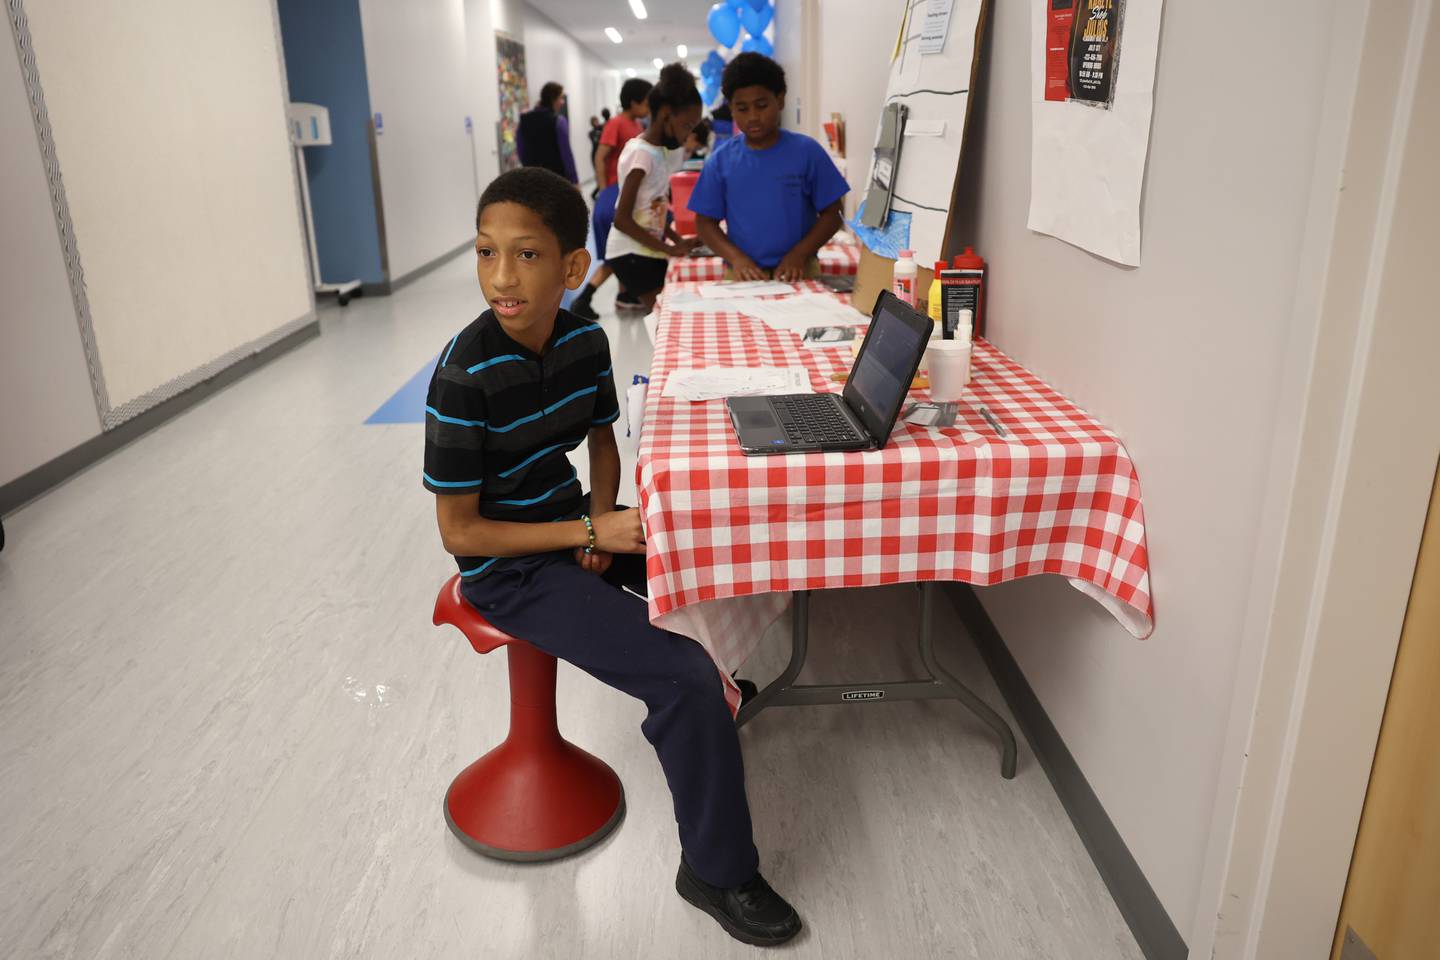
top-left (433, 574), bottom-right (625, 860)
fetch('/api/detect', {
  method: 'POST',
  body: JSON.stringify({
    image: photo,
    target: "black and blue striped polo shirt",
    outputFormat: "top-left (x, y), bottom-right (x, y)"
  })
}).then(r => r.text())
top-left (422, 308), bottom-right (620, 581)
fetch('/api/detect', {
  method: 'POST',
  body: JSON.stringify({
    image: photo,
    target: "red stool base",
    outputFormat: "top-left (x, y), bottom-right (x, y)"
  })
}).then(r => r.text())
top-left (443, 735), bottom-right (626, 862)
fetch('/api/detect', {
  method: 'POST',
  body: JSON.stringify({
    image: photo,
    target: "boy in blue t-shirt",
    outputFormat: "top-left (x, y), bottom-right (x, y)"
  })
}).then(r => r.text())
top-left (689, 53), bottom-right (850, 282)
top-left (424, 167), bottom-right (801, 947)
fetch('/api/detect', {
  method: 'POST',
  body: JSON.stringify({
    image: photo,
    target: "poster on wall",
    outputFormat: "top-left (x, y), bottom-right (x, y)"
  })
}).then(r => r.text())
top-left (1044, 0), bottom-right (1123, 107)
top-left (1028, 0), bottom-right (1160, 266)
top-left (495, 33), bottom-right (528, 172)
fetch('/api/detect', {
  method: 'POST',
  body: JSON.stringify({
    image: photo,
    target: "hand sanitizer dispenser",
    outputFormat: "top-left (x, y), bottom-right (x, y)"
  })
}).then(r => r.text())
top-left (287, 102), bottom-right (360, 305)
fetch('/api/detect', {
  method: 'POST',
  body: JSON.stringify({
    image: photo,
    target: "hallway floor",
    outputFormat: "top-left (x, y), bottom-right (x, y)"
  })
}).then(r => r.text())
top-left (0, 253), bottom-right (1144, 959)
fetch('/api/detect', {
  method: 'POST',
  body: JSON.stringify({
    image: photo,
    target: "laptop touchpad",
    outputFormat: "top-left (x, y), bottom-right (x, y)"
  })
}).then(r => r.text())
top-left (740, 409), bottom-right (778, 429)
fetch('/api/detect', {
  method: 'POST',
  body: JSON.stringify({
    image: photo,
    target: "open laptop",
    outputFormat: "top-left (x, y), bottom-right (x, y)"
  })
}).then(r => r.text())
top-left (726, 290), bottom-right (932, 455)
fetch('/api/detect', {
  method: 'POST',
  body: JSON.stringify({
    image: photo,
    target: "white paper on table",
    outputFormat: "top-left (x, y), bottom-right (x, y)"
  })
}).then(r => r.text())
top-left (697, 280), bottom-right (798, 300)
top-left (661, 367), bottom-right (813, 402)
top-left (919, 0), bottom-right (954, 55)
top-left (664, 293), bottom-right (724, 313)
top-left (1027, 1), bottom-right (1163, 266)
top-left (732, 293), bottom-right (865, 332)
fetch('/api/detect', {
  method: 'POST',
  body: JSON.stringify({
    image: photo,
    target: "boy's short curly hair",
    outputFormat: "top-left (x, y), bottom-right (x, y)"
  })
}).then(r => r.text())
top-left (721, 52), bottom-right (786, 100)
top-left (619, 77), bottom-right (654, 110)
top-left (475, 168), bottom-right (588, 253)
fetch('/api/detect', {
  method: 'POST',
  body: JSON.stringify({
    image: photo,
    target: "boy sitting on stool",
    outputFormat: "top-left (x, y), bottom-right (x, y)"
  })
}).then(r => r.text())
top-left (689, 53), bottom-right (850, 282)
top-left (424, 167), bottom-right (802, 947)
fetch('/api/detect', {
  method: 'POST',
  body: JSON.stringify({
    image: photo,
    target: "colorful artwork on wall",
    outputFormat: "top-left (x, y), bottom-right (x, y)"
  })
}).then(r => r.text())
top-left (495, 33), bottom-right (528, 172)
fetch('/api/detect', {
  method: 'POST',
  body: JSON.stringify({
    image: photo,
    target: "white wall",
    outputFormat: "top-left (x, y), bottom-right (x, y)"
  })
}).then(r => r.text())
top-left (365, 0), bottom-right (605, 280)
top-left (0, 29), bottom-right (101, 489)
top-left (23, 0), bottom-right (312, 413)
top-left (360, 0), bottom-right (478, 280)
top-left (957, 0), bottom-right (1357, 934)
top-left (815, 0), bottom-right (896, 214)
top-left (464, 0), bottom-right (504, 196)
top-left (771, 0), bottom-right (807, 132)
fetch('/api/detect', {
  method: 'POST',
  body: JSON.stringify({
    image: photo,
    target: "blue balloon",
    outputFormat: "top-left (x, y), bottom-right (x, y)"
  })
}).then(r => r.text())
top-left (746, 0), bottom-right (768, 10)
top-left (707, 3), bottom-right (741, 48)
top-left (704, 49), bottom-right (726, 76)
top-left (701, 79), bottom-right (720, 107)
top-left (727, 0), bottom-right (745, 7)
top-left (740, 1), bottom-right (772, 35)
top-left (740, 34), bottom-right (773, 57)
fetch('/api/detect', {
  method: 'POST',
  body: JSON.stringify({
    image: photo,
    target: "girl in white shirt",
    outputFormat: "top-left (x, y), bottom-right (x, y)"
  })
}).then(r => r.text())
top-left (604, 63), bottom-right (704, 311)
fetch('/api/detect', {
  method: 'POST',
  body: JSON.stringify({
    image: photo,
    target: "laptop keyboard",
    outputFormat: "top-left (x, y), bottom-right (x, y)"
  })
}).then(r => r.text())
top-left (771, 394), bottom-right (865, 445)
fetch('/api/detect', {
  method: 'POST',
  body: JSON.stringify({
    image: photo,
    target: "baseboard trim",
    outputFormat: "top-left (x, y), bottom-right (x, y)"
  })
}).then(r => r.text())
top-left (945, 584), bottom-right (1188, 960)
top-left (389, 239), bottom-right (472, 292)
top-left (0, 319), bottom-right (320, 517)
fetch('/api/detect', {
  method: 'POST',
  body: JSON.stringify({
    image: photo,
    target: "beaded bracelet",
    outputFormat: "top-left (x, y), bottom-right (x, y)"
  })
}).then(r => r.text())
top-left (580, 514), bottom-right (596, 555)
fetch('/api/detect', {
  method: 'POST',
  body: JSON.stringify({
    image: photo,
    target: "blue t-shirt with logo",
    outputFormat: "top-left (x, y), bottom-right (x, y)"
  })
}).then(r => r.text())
top-left (686, 130), bottom-right (850, 269)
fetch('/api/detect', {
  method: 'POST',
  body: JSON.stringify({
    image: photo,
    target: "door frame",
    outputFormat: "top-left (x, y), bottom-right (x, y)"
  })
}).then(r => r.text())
top-left (1188, 0), bottom-right (1440, 956)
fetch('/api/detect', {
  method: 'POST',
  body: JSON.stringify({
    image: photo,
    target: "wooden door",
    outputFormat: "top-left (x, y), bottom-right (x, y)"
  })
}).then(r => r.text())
top-left (1331, 459), bottom-right (1440, 959)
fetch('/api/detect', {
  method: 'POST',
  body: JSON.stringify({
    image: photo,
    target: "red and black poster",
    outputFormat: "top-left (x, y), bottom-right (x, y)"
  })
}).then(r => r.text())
top-left (1044, 0), bottom-right (1123, 108)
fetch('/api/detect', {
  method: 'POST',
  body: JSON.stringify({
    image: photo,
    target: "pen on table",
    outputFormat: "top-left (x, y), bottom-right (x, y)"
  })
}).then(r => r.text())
top-left (977, 405), bottom-right (1009, 438)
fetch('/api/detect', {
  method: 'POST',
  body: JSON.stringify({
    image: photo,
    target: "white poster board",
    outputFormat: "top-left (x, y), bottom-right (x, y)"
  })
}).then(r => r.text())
top-left (874, 0), bottom-right (986, 261)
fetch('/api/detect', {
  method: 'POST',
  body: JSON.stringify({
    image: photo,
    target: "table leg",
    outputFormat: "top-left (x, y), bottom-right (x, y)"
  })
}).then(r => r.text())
top-left (735, 590), bottom-right (811, 729)
top-left (735, 585), bottom-right (1019, 779)
top-left (918, 583), bottom-right (1018, 779)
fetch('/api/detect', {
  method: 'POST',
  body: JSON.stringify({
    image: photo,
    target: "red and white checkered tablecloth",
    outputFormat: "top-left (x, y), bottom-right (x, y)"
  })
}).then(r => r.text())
top-left (636, 282), bottom-right (1155, 712)
top-left (665, 239), bottom-right (862, 284)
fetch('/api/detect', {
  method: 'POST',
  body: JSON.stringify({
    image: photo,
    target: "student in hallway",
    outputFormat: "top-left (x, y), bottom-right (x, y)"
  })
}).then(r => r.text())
top-left (424, 167), bottom-right (802, 947)
top-left (594, 80), bottom-right (651, 191)
top-left (570, 79), bottom-right (652, 319)
top-left (516, 82), bottom-right (577, 184)
top-left (603, 64), bottom-right (703, 312)
top-left (689, 53), bottom-right (849, 281)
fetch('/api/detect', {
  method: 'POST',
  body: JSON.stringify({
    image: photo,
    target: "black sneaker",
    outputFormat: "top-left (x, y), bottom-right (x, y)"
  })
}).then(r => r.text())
top-left (570, 298), bottom-right (599, 320)
top-left (734, 677), bottom-right (759, 710)
top-left (676, 860), bottom-right (802, 947)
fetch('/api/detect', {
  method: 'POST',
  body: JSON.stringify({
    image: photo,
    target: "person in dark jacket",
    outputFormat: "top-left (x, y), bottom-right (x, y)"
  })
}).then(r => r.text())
top-left (516, 82), bottom-right (578, 183)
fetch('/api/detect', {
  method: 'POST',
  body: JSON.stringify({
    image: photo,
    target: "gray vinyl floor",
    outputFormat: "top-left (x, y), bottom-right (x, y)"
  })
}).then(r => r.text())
top-left (0, 254), bottom-right (1143, 960)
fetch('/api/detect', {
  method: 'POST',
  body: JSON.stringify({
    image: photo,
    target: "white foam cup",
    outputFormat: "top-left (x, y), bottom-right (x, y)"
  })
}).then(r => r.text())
top-left (925, 339), bottom-right (972, 402)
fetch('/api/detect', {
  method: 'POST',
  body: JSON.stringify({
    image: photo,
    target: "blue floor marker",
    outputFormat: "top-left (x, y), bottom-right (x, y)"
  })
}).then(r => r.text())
top-left (364, 218), bottom-right (601, 425)
top-left (365, 355), bottom-right (435, 424)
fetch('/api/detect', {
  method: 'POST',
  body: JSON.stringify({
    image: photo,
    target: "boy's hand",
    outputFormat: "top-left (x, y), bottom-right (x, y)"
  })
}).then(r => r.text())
top-left (575, 547), bottom-right (613, 575)
top-left (664, 237), bottom-right (700, 258)
top-left (592, 508), bottom-right (646, 554)
top-left (773, 252), bottom-right (810, 283)
top-left (731, 256), bottom-right (770, 282)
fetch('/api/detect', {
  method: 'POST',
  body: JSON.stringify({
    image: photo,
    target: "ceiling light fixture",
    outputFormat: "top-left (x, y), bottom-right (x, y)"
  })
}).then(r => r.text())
top-left (628, 0), bottom-right (648, 21)
top-left (676, 44), bottom-right (688, 59)
top-left (652, 58), bottom-right (664, 70)
top-left (625, 67), bottom-right (637, 77)
top-left (605, 27), bottom-right (623, 44)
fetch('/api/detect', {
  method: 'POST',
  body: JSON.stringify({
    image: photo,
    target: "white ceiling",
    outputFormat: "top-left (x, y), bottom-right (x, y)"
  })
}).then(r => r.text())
top-left (526, 0), bottom-right (720, 77)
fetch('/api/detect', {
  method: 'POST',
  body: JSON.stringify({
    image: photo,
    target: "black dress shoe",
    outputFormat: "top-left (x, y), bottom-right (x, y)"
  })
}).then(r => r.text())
top-left (569, 298), bottom-right (599, 320)
top-left (676, 859), bottom-right (802, 946)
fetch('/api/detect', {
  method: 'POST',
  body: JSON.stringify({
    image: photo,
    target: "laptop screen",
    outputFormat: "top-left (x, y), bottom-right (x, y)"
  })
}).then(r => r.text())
top-left (843, 291), bottom-right (932, 443)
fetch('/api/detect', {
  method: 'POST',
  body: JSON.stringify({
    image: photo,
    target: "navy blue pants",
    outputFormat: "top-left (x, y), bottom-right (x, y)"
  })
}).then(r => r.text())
top-left (462, 549), bottom-right (760, 889)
